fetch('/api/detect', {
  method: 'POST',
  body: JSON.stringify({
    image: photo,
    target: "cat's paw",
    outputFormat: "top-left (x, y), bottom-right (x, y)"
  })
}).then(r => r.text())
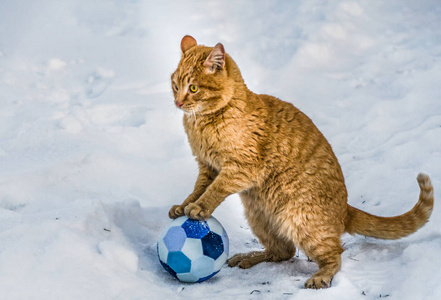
top-left (228, 254), bottom-right (255, 269)
top-left (184, 203), bottom-right (211, 221)
top-left (304, 275), bottom-right (332, 289)
top-left (228, 251), bottom-right (268, 269)
top-left (168, 205), bottom-right (185, 219)
top-left (227, 254), bottom-right (243, 268)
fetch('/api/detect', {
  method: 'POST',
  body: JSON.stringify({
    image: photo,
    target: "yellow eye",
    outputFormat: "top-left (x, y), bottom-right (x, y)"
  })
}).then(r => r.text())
top-left (189, 84), bottom-right (198, 93)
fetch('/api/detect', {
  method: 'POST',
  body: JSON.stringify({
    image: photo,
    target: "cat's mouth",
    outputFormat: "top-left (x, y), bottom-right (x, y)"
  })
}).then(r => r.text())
top-left (177, 103), bottom-right (198, 114)
top-left (181, 106), bottom-right (200, 117)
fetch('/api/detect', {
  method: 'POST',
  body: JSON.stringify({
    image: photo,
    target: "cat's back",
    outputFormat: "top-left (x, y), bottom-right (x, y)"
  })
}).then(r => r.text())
top-left (256, 93), bottom-right (324, 149)
top-left (256, 93), bottom-right (345, 188)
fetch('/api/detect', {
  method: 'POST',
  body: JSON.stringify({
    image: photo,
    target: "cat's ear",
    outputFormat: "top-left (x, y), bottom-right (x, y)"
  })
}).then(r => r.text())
top-left (181, 35), bottom-right (197, 53)
top-left (204, 43), bottom-right (225, 73)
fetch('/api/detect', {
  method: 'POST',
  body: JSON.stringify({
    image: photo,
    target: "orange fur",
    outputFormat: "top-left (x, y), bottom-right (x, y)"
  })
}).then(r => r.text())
top-left (168, 36), bottom-right (434, 289)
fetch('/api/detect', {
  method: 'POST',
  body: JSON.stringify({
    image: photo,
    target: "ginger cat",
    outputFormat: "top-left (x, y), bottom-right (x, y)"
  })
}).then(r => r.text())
top-left (168, 35), bottom-right (434, 289)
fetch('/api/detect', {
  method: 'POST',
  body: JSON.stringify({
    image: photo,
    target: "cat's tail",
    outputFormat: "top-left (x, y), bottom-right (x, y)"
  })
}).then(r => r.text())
top-left (345, 173), bottom-right (434, 240)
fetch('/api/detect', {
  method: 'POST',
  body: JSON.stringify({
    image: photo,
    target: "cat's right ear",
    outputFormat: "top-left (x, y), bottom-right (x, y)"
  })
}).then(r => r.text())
top-left (204, 43), bottom-right (225, 73)
top-left (181, 35), bottom-right (197, 53)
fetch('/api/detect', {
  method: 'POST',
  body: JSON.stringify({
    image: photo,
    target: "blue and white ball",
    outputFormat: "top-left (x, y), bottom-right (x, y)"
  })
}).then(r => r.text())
top-left (157, 216), bottom-right (229, 283)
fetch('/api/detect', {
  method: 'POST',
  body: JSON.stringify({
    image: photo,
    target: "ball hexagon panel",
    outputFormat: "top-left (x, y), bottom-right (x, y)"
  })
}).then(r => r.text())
top-left (157, 240), bottom-right (168, 263)
top-left (171, 216), bottom-right (189, 227)
top-left (201, 231), bottom-right (224, 260)
top-left (191, 255), bottom-right (215, 279)
top-left (163, 226), bottom-right (187, 251)
top-left (176, 272), bottom-right (199, 283)
top-left (197, 271), bottom-right (219, 283)
top-left (206, 218), bottom-right (223, 236)
top-left (221, 229), bottom-right (229, 256)
top-left (181, 238), bottom-right (203, 261)
top-left (214, 252), bottom-right (228, 271)
top-left (181, 218), bottom-right (209, 238)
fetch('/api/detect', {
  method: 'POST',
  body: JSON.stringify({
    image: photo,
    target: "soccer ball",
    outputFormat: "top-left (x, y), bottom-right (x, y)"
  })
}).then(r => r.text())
top-left (157, 215), bottom-right (229, 283)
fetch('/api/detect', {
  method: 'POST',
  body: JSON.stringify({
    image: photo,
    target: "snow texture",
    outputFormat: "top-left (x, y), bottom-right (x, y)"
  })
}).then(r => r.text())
top-left (0, 0), bottom-right (440, 299)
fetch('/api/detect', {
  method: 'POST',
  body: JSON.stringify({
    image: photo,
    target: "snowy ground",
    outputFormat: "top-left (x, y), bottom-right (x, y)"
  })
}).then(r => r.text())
top-left (1, 1), bottom-right (440, 299)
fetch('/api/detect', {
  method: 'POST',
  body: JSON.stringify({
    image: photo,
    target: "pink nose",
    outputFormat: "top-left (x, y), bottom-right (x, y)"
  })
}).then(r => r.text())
top-left (175, 101), bottom-right (183, 108)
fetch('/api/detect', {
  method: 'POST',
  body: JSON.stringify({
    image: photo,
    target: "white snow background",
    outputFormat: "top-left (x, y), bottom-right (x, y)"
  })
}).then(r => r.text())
top-left (1, 0), bottom-right (440, 299)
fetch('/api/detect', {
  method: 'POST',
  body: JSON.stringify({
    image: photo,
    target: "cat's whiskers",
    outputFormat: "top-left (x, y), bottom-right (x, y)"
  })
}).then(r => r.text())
top-left (182, 107), bottom-right (197, 123)
top-left (191, 107), bottom-right (201, 124)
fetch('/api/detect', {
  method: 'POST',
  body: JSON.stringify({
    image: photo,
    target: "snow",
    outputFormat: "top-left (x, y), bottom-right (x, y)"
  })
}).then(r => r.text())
top-left (0, 0), bottom-right (440, 299)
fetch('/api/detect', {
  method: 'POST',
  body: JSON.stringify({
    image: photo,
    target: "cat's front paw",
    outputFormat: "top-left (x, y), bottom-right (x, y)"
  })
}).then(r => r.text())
top-left (184, 203), bottom-right (211, 221)
top-left (168, 205), bottom-right (185, 219)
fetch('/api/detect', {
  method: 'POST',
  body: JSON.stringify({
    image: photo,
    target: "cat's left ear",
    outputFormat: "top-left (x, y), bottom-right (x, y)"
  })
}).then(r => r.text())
top-left (204, 43), bottom-right (225, 73)
top-left (181, 35), bottom-right (197, 53)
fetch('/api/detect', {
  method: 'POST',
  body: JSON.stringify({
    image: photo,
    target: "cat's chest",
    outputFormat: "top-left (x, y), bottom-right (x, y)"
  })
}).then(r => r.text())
top-left (184, 117), bottom-right (236, 170)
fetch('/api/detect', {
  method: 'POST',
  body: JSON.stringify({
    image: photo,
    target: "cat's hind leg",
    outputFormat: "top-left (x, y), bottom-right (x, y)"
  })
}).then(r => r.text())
top-left (228, 197), bottom-right (296, 269)
top-left (301, 236), bottom-right (343, 289)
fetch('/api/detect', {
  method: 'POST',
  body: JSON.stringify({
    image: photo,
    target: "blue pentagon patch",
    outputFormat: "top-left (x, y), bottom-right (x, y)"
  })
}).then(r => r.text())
top-left (201, 231), bottom-right (224, 260)
top-left (182, 218), bottom-right (209, 238)
top-left (163, 226), bottom-right (186, 251)
top-left (167, 251), bottom-right (191, 274)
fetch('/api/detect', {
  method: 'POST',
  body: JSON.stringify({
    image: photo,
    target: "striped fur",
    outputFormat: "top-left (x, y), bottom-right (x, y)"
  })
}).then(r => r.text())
top-left (168, 36), bottom-right (434, 289)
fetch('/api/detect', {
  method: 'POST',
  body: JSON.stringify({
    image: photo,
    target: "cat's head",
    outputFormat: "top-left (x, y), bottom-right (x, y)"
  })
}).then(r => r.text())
top-left (171, 35), bottom-right (243, 115)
